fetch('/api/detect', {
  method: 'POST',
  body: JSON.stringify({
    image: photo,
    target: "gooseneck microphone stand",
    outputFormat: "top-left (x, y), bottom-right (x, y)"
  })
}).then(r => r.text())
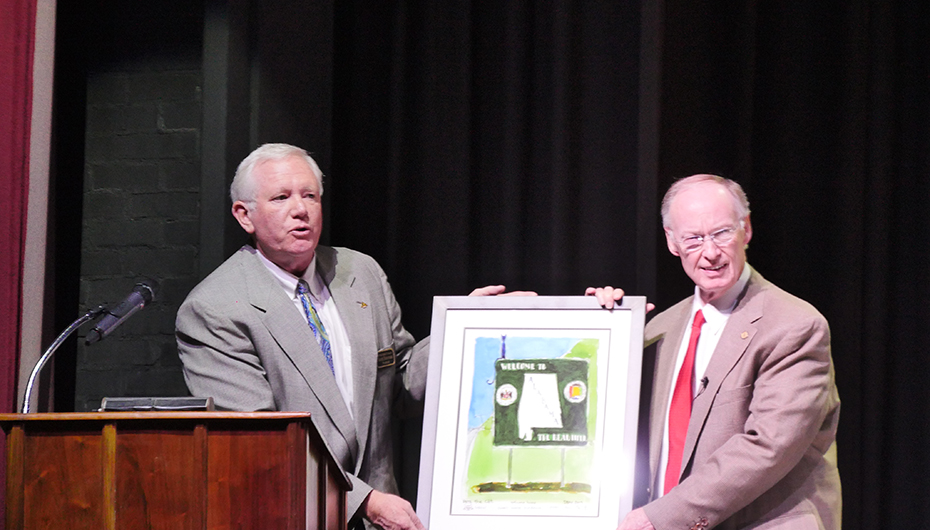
top-left (21, 305), bottom-right (107, 413)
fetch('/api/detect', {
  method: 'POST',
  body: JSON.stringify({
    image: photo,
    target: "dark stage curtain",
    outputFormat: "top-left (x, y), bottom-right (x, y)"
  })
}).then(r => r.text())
top-left (330, 0), bottom-right (650, 332)
top-left (328, 0), bottom-right (650, 506)
top-left (657, 1), bottom-right (930, 527)
top-left (326, 1), bottom-right (929, 528)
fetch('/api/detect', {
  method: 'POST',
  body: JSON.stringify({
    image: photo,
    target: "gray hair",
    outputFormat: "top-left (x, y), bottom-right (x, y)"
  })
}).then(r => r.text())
top-left (661, 174), bottom-right (750, 229)
top-left (230, 143), bottom-right (324, 205)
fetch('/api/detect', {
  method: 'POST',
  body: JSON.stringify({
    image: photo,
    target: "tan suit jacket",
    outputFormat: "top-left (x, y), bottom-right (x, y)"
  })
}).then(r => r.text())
top-left (642, 267), bottom-right (841, 529)
top-left (176, 245), bottom-right (429, 523)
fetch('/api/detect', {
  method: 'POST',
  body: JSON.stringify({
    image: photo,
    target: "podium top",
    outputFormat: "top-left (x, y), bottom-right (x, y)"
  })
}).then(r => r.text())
top-left (0, 411), bottom-right (313, 423)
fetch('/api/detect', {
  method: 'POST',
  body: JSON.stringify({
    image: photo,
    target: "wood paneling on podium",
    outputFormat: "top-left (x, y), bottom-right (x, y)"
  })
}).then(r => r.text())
top-left (0, 411), bottom-right (349, 529)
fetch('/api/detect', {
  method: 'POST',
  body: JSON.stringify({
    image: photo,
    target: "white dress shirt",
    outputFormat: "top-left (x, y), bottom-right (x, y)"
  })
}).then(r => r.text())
top-left (657, 263), bottom-right (751, 496)
top-left (256, 251), bottom-right (355, 419)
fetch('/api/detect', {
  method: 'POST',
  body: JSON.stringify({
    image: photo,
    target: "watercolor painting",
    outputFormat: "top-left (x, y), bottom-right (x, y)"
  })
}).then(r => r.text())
top-left (452, 334), bottom-right (602, 513)
top-left (417, 296), bottom-right (646, 529)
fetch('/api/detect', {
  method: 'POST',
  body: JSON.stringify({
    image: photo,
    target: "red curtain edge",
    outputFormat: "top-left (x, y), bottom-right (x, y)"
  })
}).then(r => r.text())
top-left (1, 0), bottom-right (38, 527)
top-left (0, 0), bottom-right (36, 411)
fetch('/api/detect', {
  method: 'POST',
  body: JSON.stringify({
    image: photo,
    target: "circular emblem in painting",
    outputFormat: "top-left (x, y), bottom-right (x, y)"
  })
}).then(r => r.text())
top-left (563, 380), bottom-right (587, 403)
top-left (496, 383), bottom-right (518, 406)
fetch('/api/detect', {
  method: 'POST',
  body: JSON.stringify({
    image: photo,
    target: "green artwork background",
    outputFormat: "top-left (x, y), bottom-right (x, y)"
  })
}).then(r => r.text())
top-left (463, 338), bottom-right (600, 502)
top-left (493, 358), bottom-right (589, 446)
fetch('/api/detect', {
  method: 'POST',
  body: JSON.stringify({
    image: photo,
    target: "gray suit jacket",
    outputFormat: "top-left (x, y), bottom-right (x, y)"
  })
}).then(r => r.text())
top-left (641, 267), bottom-right (841, 530)
top-left (176, 245), bottom-right (429, 523)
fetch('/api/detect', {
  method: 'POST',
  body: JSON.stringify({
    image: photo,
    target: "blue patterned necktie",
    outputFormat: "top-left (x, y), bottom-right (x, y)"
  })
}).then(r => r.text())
top-left (297, 279), bottom-right (334, 374)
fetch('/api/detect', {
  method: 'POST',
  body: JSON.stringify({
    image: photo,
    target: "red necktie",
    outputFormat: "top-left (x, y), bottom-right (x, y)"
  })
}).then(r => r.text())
top-left (664, 309), bottom-right (705, 494)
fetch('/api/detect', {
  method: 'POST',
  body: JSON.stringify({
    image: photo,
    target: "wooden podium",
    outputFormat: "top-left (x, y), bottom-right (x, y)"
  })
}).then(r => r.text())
top-left (0, 411), bottom-right (350, 529)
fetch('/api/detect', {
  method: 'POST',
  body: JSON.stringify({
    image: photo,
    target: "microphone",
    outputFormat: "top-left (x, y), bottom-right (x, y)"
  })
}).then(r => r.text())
top-left (85, 283), bottom-right (155, 345)
top-left (694, 377), bottom-right (710, 401)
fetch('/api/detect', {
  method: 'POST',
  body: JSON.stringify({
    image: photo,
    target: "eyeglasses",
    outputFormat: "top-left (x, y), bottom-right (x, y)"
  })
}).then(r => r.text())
top-left (677, 225), bottom-right (741, 254)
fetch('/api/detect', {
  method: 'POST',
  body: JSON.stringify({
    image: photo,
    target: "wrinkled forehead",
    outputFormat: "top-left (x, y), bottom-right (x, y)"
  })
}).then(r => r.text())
top-left (667, 182), bottom-right (741, 231)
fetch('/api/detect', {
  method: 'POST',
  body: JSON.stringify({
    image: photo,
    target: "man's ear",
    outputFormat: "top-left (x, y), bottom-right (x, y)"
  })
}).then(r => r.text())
top-left (742, 215), bottom-right (753, 246)
top-left (664, 227), bottom-right (680, 257)
top-left (231, 201), bottom-right (255, 234)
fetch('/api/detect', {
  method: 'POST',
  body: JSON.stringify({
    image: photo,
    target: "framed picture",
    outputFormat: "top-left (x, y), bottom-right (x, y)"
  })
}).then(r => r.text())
top-left (416, 295), bottom-right (646, 530)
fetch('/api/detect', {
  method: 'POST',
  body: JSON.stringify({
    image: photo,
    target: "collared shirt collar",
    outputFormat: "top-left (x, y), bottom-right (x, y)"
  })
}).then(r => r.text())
top-left (691, 262), bottom-right (751, 320)
top-left (255, 249), bottom-right (320, 299)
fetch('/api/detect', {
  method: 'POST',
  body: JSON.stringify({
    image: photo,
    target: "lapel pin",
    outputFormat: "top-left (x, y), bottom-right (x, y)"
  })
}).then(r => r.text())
top-left (357, 301), bottom-right (368, 309)
top-left (741, 331), bottom-right (749, 339)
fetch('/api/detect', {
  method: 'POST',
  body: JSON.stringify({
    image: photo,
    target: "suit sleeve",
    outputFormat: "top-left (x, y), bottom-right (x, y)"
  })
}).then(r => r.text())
top-left (644, 311), bottom-right (835, 529)
top-left (176, 292), bottom-right (278, 411)
top-left (332, 252), bottom-right (429, 523)
top-left (365, 254), bottom-right (430, 418)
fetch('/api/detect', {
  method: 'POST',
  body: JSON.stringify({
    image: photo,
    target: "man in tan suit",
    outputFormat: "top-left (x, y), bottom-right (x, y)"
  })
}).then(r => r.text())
top-left (176, 143), bottom-right (526, 530)
top-left (589, 175), bottom-right (841, 529)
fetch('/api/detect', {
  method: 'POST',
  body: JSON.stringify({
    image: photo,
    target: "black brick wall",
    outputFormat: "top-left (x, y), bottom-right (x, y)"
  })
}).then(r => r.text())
top-left (75, 66), bottom-right (202, 411)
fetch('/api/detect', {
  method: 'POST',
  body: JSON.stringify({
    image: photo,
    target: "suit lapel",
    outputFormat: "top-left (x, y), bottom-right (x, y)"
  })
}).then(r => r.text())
top-left (316, 247), bottom-right (378, 472)
top-left (681, 270), bottom-right (765, 473)
top-left (240, 248), bottom-right (359, 460)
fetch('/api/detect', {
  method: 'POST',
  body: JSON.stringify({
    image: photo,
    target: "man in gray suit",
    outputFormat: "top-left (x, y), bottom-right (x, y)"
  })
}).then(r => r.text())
top-left (177, 143), bottom-right (524, 530)
top-left (589, 175), bottom-right (841, 529)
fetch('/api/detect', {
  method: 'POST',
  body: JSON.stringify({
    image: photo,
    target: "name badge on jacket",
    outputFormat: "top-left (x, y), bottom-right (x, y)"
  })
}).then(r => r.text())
top-left (377, 348), bottom-right (396, 368)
